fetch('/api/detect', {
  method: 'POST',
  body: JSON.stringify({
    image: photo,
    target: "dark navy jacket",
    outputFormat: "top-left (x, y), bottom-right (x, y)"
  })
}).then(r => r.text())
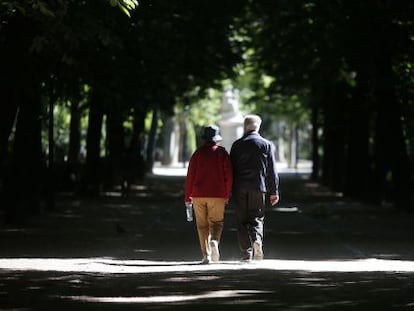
top-left (230, 131), bottom-right (279, 195)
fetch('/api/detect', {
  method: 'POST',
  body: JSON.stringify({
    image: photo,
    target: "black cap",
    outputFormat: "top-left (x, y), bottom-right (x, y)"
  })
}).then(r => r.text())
top-left (201, 125), bottom-right (222, 142)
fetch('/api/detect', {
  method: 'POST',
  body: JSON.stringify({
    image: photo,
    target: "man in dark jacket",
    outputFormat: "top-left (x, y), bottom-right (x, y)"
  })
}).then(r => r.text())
top-left (230, 114), bottom-right (279, 261)
top-left (185, 125), bottom-right (233, 264)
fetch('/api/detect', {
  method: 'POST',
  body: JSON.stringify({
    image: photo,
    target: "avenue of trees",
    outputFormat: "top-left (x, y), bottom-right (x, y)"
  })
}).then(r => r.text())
top-left (243, 1), bottom-right (414, 209)
top-left (0, 0), bottom-right (413, 225)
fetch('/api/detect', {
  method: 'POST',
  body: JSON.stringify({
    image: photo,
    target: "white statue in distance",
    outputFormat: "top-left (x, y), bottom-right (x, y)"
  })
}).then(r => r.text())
top-left (219, 86), bottom-right (244, 151)
top-left (221, 86), bottom-right (243, 122)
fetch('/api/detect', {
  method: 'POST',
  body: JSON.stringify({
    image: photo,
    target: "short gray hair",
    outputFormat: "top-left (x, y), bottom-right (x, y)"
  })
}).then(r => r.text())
top-left (244, 114), bottom-right (262, 132)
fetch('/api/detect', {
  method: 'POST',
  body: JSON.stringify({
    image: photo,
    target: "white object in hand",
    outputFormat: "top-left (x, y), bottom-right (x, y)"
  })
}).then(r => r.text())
top-left (185, 203), bottom-right (193, 222)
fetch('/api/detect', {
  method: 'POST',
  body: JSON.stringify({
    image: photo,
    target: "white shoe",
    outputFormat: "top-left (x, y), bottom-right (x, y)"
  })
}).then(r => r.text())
top-left (253, 241), bottom-right (263, 260)
top-left (201, 255), bottom-right (211, 264)
top-left (209, 240), bottom-right (220, 262)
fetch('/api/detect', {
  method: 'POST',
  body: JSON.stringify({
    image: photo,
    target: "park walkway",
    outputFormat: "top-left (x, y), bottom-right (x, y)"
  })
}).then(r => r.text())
top-left (1, 162), bottom-right (414, 310)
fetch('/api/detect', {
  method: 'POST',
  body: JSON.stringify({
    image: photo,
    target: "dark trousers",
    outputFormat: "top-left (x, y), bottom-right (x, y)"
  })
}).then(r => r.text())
top-left (233, 189), bottom-right (265, 257)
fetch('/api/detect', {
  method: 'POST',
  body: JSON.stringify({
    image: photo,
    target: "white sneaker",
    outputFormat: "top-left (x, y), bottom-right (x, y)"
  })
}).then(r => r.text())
top-left (201, 255), bottom-right (211, 264)
top-left (253, 241), bottom-right (263, 260)
top-left (209, 240), bottom-right (220, 262)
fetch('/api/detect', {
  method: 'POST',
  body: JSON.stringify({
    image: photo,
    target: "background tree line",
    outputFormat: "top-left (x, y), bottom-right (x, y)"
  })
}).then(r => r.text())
top-left (0, 0), bottom-right (413, 225)
top-left (240, 0), bottom-right (413, 209)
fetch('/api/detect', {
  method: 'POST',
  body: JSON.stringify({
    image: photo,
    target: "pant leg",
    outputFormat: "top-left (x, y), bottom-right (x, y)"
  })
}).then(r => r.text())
top-left (193, 198), bottom-right (209, 257)
top-left (234, 190), bottom-right (266, 256)
top-left (234, 190), bottom-right (252, 255)
top-left (247, 191), bottom-right (266, 245)
top-left (206, 197), bottom-right (226, 242)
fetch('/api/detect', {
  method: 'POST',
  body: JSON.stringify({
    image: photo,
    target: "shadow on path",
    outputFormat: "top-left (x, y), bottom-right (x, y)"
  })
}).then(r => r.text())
top-left (1, 168), bottom-right (414, 310)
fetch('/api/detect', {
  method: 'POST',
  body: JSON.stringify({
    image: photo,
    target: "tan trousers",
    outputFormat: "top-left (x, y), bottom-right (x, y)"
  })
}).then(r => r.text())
top-left (192, 197), bottom-right (226, 257)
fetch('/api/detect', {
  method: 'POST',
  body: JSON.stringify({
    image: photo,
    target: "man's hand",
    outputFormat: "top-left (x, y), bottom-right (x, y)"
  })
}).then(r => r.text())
top-left (270, 194), bottom-right (279, 206)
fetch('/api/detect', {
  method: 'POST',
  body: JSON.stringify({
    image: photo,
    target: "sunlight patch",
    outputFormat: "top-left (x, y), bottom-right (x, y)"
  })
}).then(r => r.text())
top-left (1, 257), bottom-right (414, 273)
top-left (62, 289), bottom-right (262, 304)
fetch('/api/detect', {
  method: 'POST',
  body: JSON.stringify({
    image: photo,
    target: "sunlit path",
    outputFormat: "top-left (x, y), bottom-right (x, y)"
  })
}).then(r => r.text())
top-left (2, 257), bottom-right (414, 273)
top-left (2, 257), bottom-right (414, 309)
top-left (152, 161), bottom-right (313, 176)
top-left (1, 162), bottom-right (413, 310)
top-left (61, 290), bottom-right (265, 304)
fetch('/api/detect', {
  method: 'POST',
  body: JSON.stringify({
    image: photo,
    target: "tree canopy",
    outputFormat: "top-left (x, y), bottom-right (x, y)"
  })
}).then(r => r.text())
top-left (0, 0), bottom-right (413, 225)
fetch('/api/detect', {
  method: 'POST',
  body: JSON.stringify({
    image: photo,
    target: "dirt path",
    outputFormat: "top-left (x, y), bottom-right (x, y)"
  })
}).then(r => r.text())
top-left (1, 171), bottom-right (414, 310)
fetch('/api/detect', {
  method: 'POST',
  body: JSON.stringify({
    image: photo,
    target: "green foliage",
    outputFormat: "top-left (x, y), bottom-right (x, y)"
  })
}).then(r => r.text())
top-left (1, 0), bottom-right (412, 206)
top-left (228, 46), bottom-right (311, 129)
top-left (110, 0), bottom-right (139, 17)
top-left (186, 88), bottom-right (222, 126)
top-left (0, 0), bottom-right (137, 18)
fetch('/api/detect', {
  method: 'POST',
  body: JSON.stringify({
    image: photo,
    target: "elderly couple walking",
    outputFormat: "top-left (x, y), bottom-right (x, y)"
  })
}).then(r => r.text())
top-left (184, 114), bottom-right (280, 264)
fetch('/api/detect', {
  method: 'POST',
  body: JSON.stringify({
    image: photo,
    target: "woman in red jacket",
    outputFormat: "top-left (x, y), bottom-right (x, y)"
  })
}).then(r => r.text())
top-left (185, 125), bottom-right (233, 264)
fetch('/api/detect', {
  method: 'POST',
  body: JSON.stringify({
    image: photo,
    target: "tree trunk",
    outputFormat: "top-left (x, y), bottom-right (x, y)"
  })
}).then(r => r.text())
top-left (0, 95), bottom-right (19, 220)
top-left (68, 100), bottom-right (81, 180)
top-left (146, 105), bottom-right (159, 173)
top-left (374, 53), bottom-right (411, 210)
top-left (128, 105), bottom-right (147, 181)
top-left (46, 89), bottom-right (56, 211)
top-left (321, 83), bottom-right (346, 192)
top-left (106, 106), bottom-right (125, 188)
top-left (161, 115), bottom-right (177, 166)
top-left (288, 123), bottom-right (298, 169)
top-left (343, 71), bottom-right (372, 201)
top-left (3, 89), bottom-right (42, 225)
top-left (0, 97), bottom-right (18, 176)
top-left (310, 98), bottom-right (321, 181)
top-left (82, 91), bottom-right (104, 196)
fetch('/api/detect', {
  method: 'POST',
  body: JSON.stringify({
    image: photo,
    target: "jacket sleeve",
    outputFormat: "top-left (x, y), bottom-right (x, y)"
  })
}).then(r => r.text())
top-left (184, 152), bottom-right (197, 202)
top-left (266, 142), bottom-right (279, 195)
top-left (222, 150), bottom-right (233, 199)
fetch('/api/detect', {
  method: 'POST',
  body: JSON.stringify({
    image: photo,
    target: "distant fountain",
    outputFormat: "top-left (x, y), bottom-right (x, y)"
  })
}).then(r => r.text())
top-left (219, 86), bottom-right (244, 151)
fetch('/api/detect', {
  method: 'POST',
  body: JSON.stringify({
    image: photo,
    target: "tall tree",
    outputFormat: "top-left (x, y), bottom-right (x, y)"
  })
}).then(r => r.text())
top-left (241, 0), bottom-right (413, 208)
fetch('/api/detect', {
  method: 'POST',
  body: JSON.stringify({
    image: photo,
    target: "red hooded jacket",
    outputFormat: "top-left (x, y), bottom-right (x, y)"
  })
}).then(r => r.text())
top-left (185, 142), bottom-right (233, 202)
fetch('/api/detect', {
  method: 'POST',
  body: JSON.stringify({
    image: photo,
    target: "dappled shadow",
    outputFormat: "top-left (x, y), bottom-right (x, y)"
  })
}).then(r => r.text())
top-left (2, 171), bottom-right (414, 262)
top-left (1, 258), bottom-right (414, 310)
top-left (1, 169), bottom-right (414, 309)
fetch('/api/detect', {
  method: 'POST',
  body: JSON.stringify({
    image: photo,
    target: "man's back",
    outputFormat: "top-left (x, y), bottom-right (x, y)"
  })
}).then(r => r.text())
top-left (230, 131), bottom-right (277, 193)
